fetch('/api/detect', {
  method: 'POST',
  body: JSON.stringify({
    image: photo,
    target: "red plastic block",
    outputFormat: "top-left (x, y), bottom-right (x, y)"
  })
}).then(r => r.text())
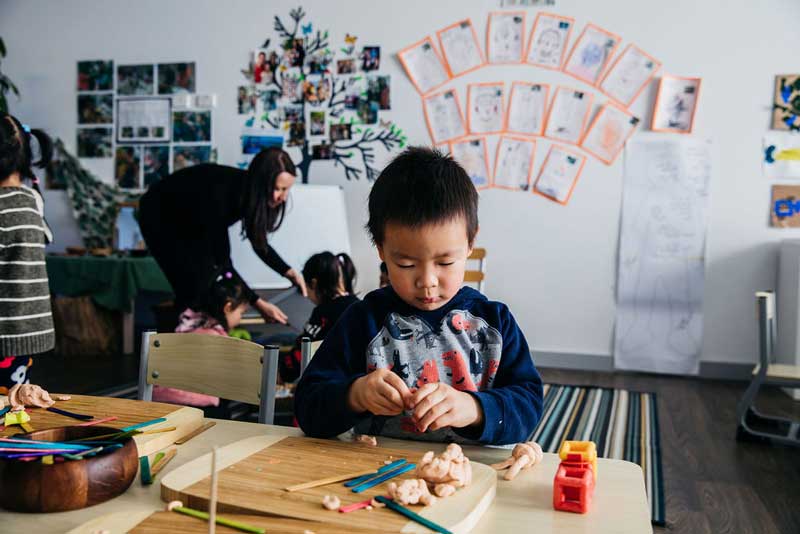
top-left (553, 461), bottom-right (595, 514)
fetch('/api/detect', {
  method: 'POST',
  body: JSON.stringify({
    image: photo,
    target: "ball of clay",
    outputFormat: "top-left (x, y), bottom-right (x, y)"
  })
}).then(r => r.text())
top-left (322, 495), bottom-right (341, 510)
top-left (490, 441), bottom-right (544, 481)
top-left (8, 384), bottom-right (55, 409)
top-left (387, 479), bottom-right (437, 506)
top-left (166, 500), bottom-right (184, 511)
top-left (433, 483), bottom-right (457, 498)
top-left (416, 443), bottom-right (472, 490)
top-left (354, 434), bottom-right (377, 446)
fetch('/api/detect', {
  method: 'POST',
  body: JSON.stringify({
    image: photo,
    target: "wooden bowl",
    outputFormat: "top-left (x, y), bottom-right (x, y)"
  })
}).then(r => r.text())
top-left (0, 426), bottom-right (139, 512)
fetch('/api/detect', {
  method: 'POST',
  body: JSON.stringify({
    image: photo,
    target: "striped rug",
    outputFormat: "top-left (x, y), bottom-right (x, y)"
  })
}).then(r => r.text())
top-left (531, 384), bottom-right (665, 526)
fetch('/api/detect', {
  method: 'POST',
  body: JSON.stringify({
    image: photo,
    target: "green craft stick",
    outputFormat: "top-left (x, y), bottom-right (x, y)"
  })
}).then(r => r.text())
top-left (122, 417), bottom-right (167, 432)
top-left (374, 496), bottom-right (452, 534)
top-left (140, 455), bottom-right (152, 485)
top-left (172, 506), bottom-right (266, 534)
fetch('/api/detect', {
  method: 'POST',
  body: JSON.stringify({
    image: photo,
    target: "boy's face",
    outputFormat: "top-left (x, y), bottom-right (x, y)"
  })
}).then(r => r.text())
top-left (378, 217), bottom-right (473, 311)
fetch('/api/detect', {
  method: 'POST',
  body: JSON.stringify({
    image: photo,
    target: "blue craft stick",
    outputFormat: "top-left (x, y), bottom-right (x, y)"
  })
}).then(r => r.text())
top-left (2, 450), bottom-right (78, 459)
top-left (351, 462), bottom-right (416, 494)
top-left (123, 417), bottom-right (167, 432)
top-left (344, 459), bottom-right (407, 487)
top-left (0, 441), bottom-right (92, 451)
top-left (46, 406), bottom-right (94, 420)
top-left (0, 406), bottom-right (10, 416)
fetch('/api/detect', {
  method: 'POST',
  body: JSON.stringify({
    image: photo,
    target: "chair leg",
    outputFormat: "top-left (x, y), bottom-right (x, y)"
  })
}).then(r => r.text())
top-left (137, 330), bottom-right (156, 401)
top-left (259, 345), bottom-right (279, 425)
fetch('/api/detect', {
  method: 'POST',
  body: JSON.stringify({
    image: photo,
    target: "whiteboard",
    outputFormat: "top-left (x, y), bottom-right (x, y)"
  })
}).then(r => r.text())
top-left (229, 184), bottom-right (351, 289)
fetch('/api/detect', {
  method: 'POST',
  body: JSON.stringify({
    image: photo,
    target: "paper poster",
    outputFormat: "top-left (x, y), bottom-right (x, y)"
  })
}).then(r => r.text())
top-left (772, 185), bottom-right (800, 227)
top-left (437, 19), bottom-right (485, 77)
top-left (763, 132), bottom-right (800, 178)
top-left (157, 62), bottom-right (196, 94)
top-left (580, 103), bottom-right (640, 165)
top-left (77, 128), bottom-right (112, 158)
top-left (423, 89), bottom-right (466, 144)
top-left (651, 76), bottom-right (701, 133)
top-left (525, 12), bottom-right (573, 69)
top-left (599, 45), bottom-right (661, 108)
top-left (398, 37), bottom-right (450, 95)
top-left (563, 24), bottom-right (621, 86)
top-left (493, 135), bottom-right (536, 191)
top-left (544, 86), bottom-right (594, 144)
top-left (173, 110), bottom-right (211, 143)
top-left (615, 138), bottom-right (712, 375)
top-left (467, 83), bottom-right (505, 135)
top-left (117, 65), bottom-right (155, 96)
top-left (487, 12), bottom-right (525, 64)
top-left (116, 97), bottom-right (171, 143)
top-left (115, 146), bottom-right (142, 189)
top-left (533, 144), bottom-right (586, 204)
top-left (506, 82), bottom-right (549, 136)
top-left (450, 137), bottom-right (491, 189)
top-left (771, 74), bottom-right (800, 131)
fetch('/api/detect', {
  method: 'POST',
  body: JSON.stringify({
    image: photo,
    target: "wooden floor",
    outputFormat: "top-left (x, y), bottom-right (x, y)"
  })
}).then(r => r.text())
top-left (539, 368), bottom-right (800, 534)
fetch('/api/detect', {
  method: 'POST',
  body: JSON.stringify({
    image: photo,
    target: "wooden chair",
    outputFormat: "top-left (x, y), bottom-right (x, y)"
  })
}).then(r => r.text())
top-left (299, 337), bottom-right (323, 376)
top-left (137, 331), bottom-right (279, 425)
top-left (464, 247), bottom-right (487, 293)
top-left (736, 291), bottom-right (800, 447)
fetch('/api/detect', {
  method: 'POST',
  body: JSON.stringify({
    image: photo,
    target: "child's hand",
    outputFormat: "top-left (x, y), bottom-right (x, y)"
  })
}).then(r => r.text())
top-left (408, 382), bottom-right (484, 433)
top-left (347, 368), bottom-right (411, 416)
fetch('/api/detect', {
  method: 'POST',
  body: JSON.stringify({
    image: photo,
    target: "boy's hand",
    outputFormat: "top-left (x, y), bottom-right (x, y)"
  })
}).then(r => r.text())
top-left (347, 368), bottom-right (411, 416)
top-left (408, 382), bottom-right (484, 433)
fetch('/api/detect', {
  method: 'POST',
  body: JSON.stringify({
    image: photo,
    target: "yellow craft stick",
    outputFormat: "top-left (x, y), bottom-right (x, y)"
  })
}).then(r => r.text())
top-left (175, 422), bottom-right (216, 445)
top-left (284, 468), bottom-right (382, 492)
top-left (141, 426), bottom-right (177, 435)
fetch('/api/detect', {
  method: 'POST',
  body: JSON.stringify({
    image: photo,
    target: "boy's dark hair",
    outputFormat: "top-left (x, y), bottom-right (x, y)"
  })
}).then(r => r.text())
top-left (303, 251), bottom-right (357, 304)
top-left (366, 146), bottom-right (478, 245)
top-left (200, 270), bottom-right (249, 331)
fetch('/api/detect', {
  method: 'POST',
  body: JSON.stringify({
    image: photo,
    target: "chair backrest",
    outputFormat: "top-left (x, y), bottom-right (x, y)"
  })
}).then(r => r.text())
top-left (464, 247), bottom-right (487, 293)
top-left (137, 331), bottom-right (279, 424)
top-left (299, 337), bottom-right (324, 376)
top-left (756, 291), bottom-right (777, 368)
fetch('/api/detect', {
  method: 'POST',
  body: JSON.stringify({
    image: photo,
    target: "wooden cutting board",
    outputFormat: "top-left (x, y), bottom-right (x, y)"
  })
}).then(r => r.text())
top-left (161, 435), bottom-right (496, 534)
top-left (0, 394), bottom-right (203, 457)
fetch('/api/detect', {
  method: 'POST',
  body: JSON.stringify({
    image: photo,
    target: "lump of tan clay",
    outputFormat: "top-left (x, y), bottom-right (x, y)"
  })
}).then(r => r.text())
top-left (415, 443), bottom-right (472, 496)
top-left (166, 500), bottom-right (184, 511)
top-left (370, 497), bottom-right (385, 508)
top-left (322, 495), bottom-right (341, 510)
top-left (354, 434), bottom-right (377, 446)
top-left (387, 479), bottom-right (437, 506)
top-left (490, 441), bottom-right (543, 481)
top-left (8, 384), bottom-right (56, 409)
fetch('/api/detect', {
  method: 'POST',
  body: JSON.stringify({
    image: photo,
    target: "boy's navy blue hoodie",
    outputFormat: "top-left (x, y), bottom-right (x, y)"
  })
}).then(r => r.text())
top-left (294, 285), bottom-right (543, 445)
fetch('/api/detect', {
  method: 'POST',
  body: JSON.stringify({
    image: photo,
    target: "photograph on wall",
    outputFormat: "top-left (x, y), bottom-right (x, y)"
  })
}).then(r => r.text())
top-left (763, 132), bottom-right (800, 179)
top-left (238, 86), bottom-right (257, 114)
top-left (772, 74), bottom-right (800, 131)
top-left (651, 76), bottom-right (701, 133)
top-left (303, 74), bottom-right (331, 106)
top-left (337, 59), bottom-right (356, 74)
top-left (526, 13), bottom-right (573, 69)
top-left (358, 100), bottom-right (379, 124)
top-left (283, 38), bottom-right (305, 67)
top-left (172, 110), bottom-right (211, 143)
top-left (281, 68), bottom-right (304, 103)
top-left (467, 83), bottom-right (505, 135)
top-left (423, 89), bottom-right (466, 144)
top-left (771, 185), bottom-right (800, 227)
top-left (437, 19), bottom-right (485, 77)
top-left (117, 64), bottom-right (155, 96)
top-left (487, 12), bottom-right (525, 64)
top-left (252, 49), bottom-right (279, 84)
top-left (77, 93), bottom-right (114, 124)
top-left (173, 145), bottom-right (211, 171)
top-left (77, 127), bottom-right (113, 158)
top-left (157, 62), bottom-right (196, 94)
top-left (367, 75), bottom-right (391, 110)
top-left (450, 137), bottom-right (491, 189)
top-left (287, 121), bottom-right (306, 147)
top-left (397, 37), bottom-right (450, 95)
top-left (308, 110), bottom-right (327, 137)
top-left (360, 46), bottom-right (381, 71)
top-left (580, 103), bottom-right (640, 165)
top-left (312, 142), bottom-right (334, 160)
top-left (533, 144), bottom-right (587, 204)
top-left (241, 128), bottom-right (284, 154)
top-left (506, 82), bottom-right (549, 136)
top-left (77, 60), bottom-right (113, 91)
top-left (115, 146), bottom-right (142, 189)
top-left (143, 146), bottom-right (170, 187)
top-left (599, 45), bottom-right (661, 108)
top-left (117, 97), bottom-right (171, 143)
top-left (330, 123), bottom-right (352, 142)
top-left (563, 23), bottom-right (621, 86)
top-left (544, 86), bottom-right (594, 144)
top-left (493, 135), bottom-right (536, 191)
top-left (343, 76), bottom-right (366, 110)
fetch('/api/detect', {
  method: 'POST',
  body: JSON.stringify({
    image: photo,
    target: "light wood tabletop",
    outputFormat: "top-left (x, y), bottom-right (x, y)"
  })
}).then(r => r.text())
top-left (2, 413), bottom-right (652, 534)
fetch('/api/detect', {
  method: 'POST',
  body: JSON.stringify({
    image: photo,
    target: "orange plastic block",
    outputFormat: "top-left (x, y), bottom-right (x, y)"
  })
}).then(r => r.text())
top-left (553, 462), bottom-right (595, 514)
top-left (558, 440), bottom-right (598, 480)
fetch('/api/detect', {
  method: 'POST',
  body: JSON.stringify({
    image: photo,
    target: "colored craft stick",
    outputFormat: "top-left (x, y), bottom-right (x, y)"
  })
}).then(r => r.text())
top-left (20, 422), bottom-right (34, 432)
top-left (285, 467), bottom-right (382, 492)
top-left (76, 416), bottom-right (118, 427)
top-left (62, 445), bottom-right (122, 460)
top-left (374, 496), bottom-right (453, 534)
top-left (140, 455), bottom-right (153, 485)
top-left (3, 450), bottom-right (77, 459)
top-left (175, 421), bottom-right (216, 444)
top-left (46, 406), bottom-right (94, 420)
top-left (344, 459), bottom-right (407, 487)
top-left (171, 506), bottom-right (265, 534)
top-left (151, 448), bottom-right (177, 476)
top-left (0, 406), bottom-right (10, 416)
top-left (1, 449), bottom-right (78, 457)
top-left (122, 417), bottom-right (167, 432)
top-left (141, 426), bottom-right (176, 435)
top-left (351, 463), bottom-right (417, 494)
top-left (339, 497), bottom-right (374, 513)
top-left (0, 441), bottom-right (92, 451)
top-left (72, 429), bottom-right (141, 442)
top-left (41, 455), bottom-right (54, 465)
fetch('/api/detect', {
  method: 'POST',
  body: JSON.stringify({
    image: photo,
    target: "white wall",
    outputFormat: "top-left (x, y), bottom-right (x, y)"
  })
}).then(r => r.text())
top-left (2, 0), bottom-right (799, 368)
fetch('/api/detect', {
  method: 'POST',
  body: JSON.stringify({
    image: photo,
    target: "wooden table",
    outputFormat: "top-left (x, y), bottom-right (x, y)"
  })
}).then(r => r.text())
top-left (2, 417), bottom-right (653, 534)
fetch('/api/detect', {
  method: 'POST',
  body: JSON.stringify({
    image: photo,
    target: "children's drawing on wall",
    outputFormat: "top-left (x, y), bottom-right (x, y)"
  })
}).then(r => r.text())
top-left (468, 83), bottom-right (504, 134)
top-left (526, 12), bottom-right (573, 69)
top-left (77, 94), bottom-right (113, 124)
top-left (599, 45), bottom-right (661, 108)
top-left (77, 127), bottom-right (113, 158)
top-left (115, 146), bottom-right (142, 189)
top-left (423, 89), bottom-right (466, 144)
top-left (487, 12), bottom-right (525, 63)
top-left (143, 146), bottom-right (170, 187)
top-left (533, 144), bottom-right (586, 204)
top-left (117, 64), bottom-right (154, 96)
top-left (493, 136), bottom-right (535, 190)
top-left (771, 74), bottom-right (800, 131)
top-left (77, 60), bottom-right (113, 91)
top-left (763, 132), bottom-right (800, 179)
top-left (651, 76), bottom-right (701, 133)
top-left (771, 185), bottom-right (800, 227)
top-left (450, 137), bottom-right (491, 189)
top-left (397, 37), bottom-right (450, 95)
top-left (157, 62), bottom-right (195, 94)
top-left (117, 98), bottom-right (171, 143)
top-left (173, 145), bottom-right (211, 171)
top-left (437, 19), bottom-right (485, 77)
top-left (506, 82), bottom-right (549, 136)
top-left (615, 138), bottom-right (711, 375)
top-left (580, 103), bottom-right (639, 165)
top-left (563, 24), bottom-right (620, 85)
top-left (544, 86), bottom-right (593, 144)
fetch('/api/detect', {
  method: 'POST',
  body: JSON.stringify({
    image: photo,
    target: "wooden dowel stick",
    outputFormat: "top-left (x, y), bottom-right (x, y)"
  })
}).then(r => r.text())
top-left (209, 446), bottom-right (218, 534)
top-left (284, 468), bottom-right (382, 492)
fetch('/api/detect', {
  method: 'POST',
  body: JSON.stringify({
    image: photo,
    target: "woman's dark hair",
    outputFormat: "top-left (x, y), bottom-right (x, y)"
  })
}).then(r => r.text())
top-left (199, 270), bottom-right (249, 331)
top-left (302, 251), bottom-right (357, 304)
top-left (0, 113), bottom-right (53, 200)
top-left (241, 147), bottom-right (296, 251)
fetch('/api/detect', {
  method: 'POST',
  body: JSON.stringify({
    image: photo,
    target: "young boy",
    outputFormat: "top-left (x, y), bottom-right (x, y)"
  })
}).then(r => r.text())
top-left (295, 147), bottom-right (543, 445)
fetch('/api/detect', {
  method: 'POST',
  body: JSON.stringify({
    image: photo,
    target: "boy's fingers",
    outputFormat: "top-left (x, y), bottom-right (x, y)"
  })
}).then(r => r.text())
top-left (413, 386), bottom-right (447, 422)
top-left (409, 382), bottom-right (438, 408)
top-left (428, 408), bottom-right (455, 431)
top-left (417, 400), bottom-right (451, 433)
top-left (378, 382), bottom-right (405, 409)
top-left (384, 372), bottom-right (411, 397)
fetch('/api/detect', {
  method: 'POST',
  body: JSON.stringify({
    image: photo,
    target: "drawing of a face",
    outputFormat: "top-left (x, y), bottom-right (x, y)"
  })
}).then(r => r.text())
top-left (475, 93), bottom-right (498, 124)
top-left (461, 146), bottom-right (487, 185)
top-left (581, 43), bottom-right (604, 67)
top-left (494, 20), bottom-right (519, 54)
top-left (536, 29), bottom-right (561, 61)
top-left (600, 120), bottom-right (623, 152)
